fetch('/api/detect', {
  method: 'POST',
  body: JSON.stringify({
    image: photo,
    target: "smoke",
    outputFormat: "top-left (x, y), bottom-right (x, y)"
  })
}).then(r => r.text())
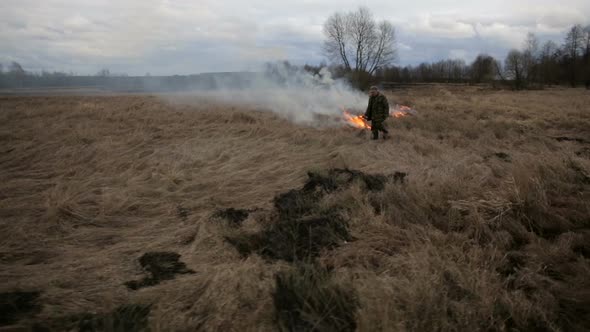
top-left (168, 62), bottom-right (368, 125)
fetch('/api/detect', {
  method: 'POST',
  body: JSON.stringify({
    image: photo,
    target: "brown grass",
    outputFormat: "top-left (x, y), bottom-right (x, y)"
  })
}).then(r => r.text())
top-left (0, 85), bottom-right (589, 331)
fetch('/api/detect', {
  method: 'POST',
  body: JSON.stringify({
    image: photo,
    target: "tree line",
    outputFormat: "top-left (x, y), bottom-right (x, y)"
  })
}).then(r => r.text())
top-left (376, 26), bottom-right (589, 89)
top-left (323, 8), bottom-right (590, 89)
top-left (0, 64), bottom-right (258, 91)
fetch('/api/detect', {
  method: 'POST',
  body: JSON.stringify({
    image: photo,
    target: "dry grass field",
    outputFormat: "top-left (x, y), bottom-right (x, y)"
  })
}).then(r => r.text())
top-left (1, 86), bottom-right (589, 331)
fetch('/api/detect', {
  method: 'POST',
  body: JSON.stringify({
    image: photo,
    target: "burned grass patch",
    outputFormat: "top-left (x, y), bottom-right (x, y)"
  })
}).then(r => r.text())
top-left (552, 136), bottom-right (589, 144)
top-left (575, 147), bottom-right (590, 158)
top-left (226, 214), bottom-right (352, 262)
top-left (273, 189), bottom-right (321, 220)
top-left (483, 152), bottom-right (512, 163)
top-left (227, 169), bottom-right (399, 261)
top-left (35, 304), bottom-right (151, 332)
top-left (259, 214), bottom-right (352, 261)
top-left (274, 168), bottom-right (403, 219)
top-left (304, 168), bottom-right (391, 193)
top-left (494, 152), bottom-right (511, 162)
top-left (494, 152), bottom-right (512, 162)
top-left (567, 159), bottom-right (590, 184)
top-left (273, 264), bottom-right (358, 332)
top-left (176, 206), bottom-right (190, 221)
top-left (392, 171), bottom-right (408, 184)
top-left (224, 170), bottom-right (382, 329)
top-left (212, 208), bottom-right (252, 226)
top-left (0, 291), bottom-right (41, 326)
top-left (125, 252), bottom-right (194, 290)
top-left (76, 304), bottom-right (151, 332)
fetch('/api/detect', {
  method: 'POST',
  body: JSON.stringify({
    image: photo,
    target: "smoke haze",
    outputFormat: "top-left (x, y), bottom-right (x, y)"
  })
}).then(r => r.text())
top-left (165, 63), bottom-right (368, 124)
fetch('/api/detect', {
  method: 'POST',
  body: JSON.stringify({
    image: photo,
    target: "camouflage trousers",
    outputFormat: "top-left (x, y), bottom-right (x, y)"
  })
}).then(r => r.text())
top-left (371, 121), bottom-right (389, 139)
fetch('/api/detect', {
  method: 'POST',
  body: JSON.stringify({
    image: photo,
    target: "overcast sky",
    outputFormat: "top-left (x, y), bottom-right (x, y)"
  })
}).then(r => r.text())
top-left (1, 0), bottom-right (589, 75)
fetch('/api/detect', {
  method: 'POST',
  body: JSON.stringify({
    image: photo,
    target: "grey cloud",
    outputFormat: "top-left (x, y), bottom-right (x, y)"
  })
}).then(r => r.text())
top-left (0, 0), bottom-right (589, 74)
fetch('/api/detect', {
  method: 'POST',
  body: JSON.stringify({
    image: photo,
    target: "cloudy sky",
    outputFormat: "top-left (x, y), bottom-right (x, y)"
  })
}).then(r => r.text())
top-left (1, 0), bottom-right (589, 75)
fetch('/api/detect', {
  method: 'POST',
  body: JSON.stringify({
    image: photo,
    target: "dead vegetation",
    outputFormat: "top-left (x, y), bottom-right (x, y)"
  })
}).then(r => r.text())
top-left (273, 263), bottom-right (358, 332)
top-left (225, 168), bottom-right (402, 263)
top-left (34, 304), bottom-right (152, 332)
top-left (125, 252), bottom-right (194, 290)
top-left (0, 86), bottom-right (589, 331)
top-left (0, 291), bottom-right (41, 326)
top-left (212, 208), bottom-right (253, 226)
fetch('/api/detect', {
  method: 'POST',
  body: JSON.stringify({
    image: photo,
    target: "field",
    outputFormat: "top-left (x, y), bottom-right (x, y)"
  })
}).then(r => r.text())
top-left (1, 86), bottom-right (589, 331)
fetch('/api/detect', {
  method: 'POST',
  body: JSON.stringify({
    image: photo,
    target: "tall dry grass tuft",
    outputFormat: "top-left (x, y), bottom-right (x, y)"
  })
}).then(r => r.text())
top-left (273, 263), bottom-right (358, 332)
top-left (0, 86), bottom-right (589, 330)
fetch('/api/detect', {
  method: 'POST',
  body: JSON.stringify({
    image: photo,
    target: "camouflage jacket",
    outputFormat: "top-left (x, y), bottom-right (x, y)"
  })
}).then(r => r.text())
top-left (364, 94), bottom-right (389, 122)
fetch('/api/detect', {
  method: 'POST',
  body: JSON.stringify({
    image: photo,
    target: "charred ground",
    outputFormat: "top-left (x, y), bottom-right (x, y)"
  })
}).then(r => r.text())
top-left (0, 86), bottom-right (589, 331)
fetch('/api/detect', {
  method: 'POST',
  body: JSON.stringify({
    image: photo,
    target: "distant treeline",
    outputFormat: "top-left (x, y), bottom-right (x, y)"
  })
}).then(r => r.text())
top-left (0, 64), bottom-right (260, 92)
top-left (312, 24), bottom-right (590, 90)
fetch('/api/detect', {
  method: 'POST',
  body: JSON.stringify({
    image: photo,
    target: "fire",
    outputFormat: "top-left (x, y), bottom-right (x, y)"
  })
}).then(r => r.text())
top-left (343, 110), bottom-right (371, 129)
top-left (391, 105), bottom-right (413, 118)
top-left (342, 104), bottom-right (415, 129)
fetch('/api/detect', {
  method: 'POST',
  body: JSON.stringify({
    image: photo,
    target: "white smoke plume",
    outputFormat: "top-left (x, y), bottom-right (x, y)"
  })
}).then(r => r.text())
top-left (168, 62), bottom-right (368, 125)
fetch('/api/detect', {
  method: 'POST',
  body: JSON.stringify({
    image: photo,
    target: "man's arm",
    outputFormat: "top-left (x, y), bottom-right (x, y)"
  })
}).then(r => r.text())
top-left (364, 98), bottom-right (373, 120)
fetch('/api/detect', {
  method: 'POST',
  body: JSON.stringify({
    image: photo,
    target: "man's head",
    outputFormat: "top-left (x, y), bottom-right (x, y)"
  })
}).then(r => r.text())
top-left (369, 86), bottom-right (380, 97)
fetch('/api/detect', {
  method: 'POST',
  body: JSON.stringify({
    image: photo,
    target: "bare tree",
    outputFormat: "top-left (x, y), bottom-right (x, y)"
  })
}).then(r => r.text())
top-left (470, 54), bottom-right (498, 83)
top-left (539, 40), bottom-right (559, 85)
top-left (564, 24), bottom-right (585, 86)
top-left (540, 40), bottom-right (558, 61)
top-left (324, 13), bottom-right (351, 70)
top-left (348, 8), bottom-right (374, 71)
top-left (523, 32), bottom-right (539, 83)
top-left (323, 7), bottom-right (397, 76)
top-left (565, 25), bottom-right (585, 60)
top-left (584, 26), bottom-right (590, 88)
top-left (504, 50), bottom-right (526, 89)
top-left (96, 68), bottom-right (111, 77)
top-left (524, 32), bottom-right (539, 56)
top-left (9, 61), bottom-right (25, 75)
top-left (7, 62), bottom-right (26, 88)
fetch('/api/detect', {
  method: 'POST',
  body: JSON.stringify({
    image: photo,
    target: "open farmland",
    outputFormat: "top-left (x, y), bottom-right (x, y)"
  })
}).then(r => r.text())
top-left (0, 86), bottom-right (589, 331)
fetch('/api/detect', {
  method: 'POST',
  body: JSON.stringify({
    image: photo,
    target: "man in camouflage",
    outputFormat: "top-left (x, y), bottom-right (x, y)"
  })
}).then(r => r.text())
top-left (364, 86), bottom-right (390, 140)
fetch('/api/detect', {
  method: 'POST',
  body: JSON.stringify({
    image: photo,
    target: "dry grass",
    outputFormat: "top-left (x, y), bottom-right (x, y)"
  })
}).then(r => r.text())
top-left (0, 85), bottom-right (589, 331)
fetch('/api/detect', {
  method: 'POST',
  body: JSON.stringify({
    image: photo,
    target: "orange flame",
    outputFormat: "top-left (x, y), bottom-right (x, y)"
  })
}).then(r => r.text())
top-left (391, 105), bottom-right (412, 118)
top-left (343, 110), bottom-right (371, 129)
top-left (342, 105), bottom-right (414, 129)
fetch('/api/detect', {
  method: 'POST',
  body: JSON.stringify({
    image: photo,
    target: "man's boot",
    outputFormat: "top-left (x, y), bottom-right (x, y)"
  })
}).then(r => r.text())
top-left (371, 131), bottom-right (379, 140)
top-left (382, 132), bottom-right (390, 140)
